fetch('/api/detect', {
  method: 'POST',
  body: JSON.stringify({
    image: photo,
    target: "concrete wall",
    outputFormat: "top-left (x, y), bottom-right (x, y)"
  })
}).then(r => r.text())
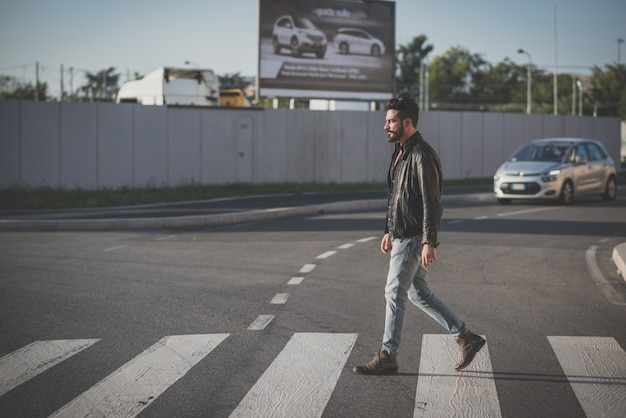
top-left (0, 100), bottom-right (621, 190)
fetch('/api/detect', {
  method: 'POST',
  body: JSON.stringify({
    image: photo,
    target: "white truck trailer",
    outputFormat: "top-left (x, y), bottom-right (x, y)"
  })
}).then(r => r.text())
top-left (116, 67), bottom-right (219, 106)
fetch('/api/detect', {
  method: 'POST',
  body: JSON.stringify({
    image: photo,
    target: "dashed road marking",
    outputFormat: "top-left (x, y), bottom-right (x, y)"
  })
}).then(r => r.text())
top-left (287, 277), bottom-right (304, 285)
top-left (270, 293), bottom-right (289, 304)
top-left (248, 315), bottom-right (275, 331)
top-left (299, 264), bottom-right (316, 273)
top-left (316, 251), bottom-right (337, 259)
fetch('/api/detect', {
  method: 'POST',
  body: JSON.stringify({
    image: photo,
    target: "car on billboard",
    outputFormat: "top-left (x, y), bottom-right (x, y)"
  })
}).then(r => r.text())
top-left (272, 15), bottom-right (327, 58)
top-left (332, 27), bottom-right (385, 57)
top-left (493, 138), bottom-right (617, 205)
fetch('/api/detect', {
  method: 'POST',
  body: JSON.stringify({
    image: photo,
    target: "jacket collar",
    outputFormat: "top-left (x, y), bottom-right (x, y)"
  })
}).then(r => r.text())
top-left (398, 131), bottom-right (422, 156)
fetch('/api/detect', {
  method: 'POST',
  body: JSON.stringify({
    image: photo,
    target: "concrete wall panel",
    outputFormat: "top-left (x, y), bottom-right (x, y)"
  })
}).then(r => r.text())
top-left (340, 111), bottom-right (369, 183)
top-left (168, 108), bottom-right (201, 186)
top-left (366, 110), bottom-right (389, 183)
top-left (99, 103), bottom-right (133, 188)
top-left (483, 113), bottom-right (505, 176)
top-left (60, 102), bottom-right (97, 188)
top-left (0, 101), bottom-right (20, 187)
top-left (258, 109), bottom-right (288, 183)
top-left (438, 112), bottom-right (463, 179)
top-left (201, 109), bottom-right (237, 184)
top-left (20, 101), bottom-right (60, 187)
top-left (134, 106), bottom-right (167, 187)
top-left (461, 112), bottom-right (483, 179)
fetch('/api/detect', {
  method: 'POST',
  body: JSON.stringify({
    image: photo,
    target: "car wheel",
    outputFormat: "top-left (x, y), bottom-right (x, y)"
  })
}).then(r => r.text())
top-left (272, 37), bottom-right (280, 54)
top-left (339, 42), bottom-right (349, 54)
top-left (602, 176), bottom-right (617, 201)
top-left (371, 45), bottom-right (381, 57)
top-left (290, 37), bottom-right (300, 56)
top-left (497, 198), bottom-right (511, 205)
top-left (559, 180), bottom-right (574, 205)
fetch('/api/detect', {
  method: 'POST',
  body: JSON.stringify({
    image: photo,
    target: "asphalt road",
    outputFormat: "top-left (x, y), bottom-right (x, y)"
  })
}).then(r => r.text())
top-left (1, 192), bottom-right (625, 417)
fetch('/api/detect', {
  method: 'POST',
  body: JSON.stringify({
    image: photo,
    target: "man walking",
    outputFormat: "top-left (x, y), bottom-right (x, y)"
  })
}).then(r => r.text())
top-left (353, 96), bottom-right (485, 375)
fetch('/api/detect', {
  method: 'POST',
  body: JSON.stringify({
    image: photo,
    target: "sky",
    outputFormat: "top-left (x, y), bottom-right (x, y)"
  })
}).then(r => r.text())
top-left (1, 0), bottom-right (625, 98)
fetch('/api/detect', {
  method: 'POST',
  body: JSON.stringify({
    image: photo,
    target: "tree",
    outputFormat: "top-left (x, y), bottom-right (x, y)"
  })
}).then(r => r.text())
top-left (78, 67), bottom-right (120, 101)
top-left (428, 46), bottom-right (489, 110)
top-left (590, 64), bottom-right (626, 118)
top-left (395, 35), bottom-right (434, 99)
top-left (0, 75), bottom-right (47, 100)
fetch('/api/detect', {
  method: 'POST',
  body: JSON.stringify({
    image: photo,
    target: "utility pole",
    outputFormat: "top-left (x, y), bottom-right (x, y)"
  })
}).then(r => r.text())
top-left (69, 67), bottom-right (74, 97)
top-left (553, 6), bottom-right (558, 115)
top-left (617, 38), bottom-right (624, 64)
top-left (35, 61), bottom-right (40, 101)
top-left (60, 64), bottom-right (65, 101)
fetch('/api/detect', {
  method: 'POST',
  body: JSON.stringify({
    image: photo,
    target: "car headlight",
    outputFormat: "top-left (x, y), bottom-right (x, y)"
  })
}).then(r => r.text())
top-left (541, 169), bottom-right (560, 182)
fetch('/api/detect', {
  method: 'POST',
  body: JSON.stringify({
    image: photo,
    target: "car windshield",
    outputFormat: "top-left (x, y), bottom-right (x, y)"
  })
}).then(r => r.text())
top-left (510, 142), bottom-right (570, 162)
top-left (294, 18), bottom-right (316, 29)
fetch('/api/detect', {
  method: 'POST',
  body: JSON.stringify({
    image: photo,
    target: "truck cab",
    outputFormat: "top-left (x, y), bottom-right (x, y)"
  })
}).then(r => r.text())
top-left (116, 67), bottom-right (219, 106)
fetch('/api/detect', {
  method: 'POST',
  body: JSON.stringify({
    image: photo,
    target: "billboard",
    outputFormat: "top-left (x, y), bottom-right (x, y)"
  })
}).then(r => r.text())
top-left (258, 0), bottom-right (395, 100)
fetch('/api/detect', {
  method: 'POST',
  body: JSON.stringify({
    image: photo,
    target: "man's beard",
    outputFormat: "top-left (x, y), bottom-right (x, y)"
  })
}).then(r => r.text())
top-left (386, 125), bottom-right (404, 143)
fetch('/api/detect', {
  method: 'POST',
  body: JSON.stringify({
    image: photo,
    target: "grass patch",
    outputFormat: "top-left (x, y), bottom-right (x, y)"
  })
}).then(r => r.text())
top-left (0, 179), bottom-right (493, 211)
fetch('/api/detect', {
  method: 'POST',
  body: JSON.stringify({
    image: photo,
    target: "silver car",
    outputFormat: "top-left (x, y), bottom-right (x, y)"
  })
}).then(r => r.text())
top-left (493, 138), bottom-right (617, 204)
top-left (332, 27), bottom-right (385, 57)
top-left (272, 15), bottom-right (327, 58)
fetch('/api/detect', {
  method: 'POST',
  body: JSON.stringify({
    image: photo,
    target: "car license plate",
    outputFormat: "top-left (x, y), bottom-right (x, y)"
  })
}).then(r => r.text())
top-left (511, 183), bottom-right (526, 191)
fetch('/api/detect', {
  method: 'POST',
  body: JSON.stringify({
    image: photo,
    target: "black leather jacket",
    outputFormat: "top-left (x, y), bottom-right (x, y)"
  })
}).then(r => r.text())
top-left (385, 132), bottom-right (443, 246)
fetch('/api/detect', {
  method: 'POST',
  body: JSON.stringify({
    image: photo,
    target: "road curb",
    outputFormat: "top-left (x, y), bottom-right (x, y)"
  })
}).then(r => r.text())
top-left (612, 243), bottom-right (626, 283)
top-left (0, 193), bottom-right (494, 232)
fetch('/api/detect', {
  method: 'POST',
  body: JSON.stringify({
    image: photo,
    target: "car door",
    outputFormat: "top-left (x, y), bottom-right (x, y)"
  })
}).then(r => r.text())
top-left (585, 142), bottom-right (610, 193)
top-left (569, 143), bottom-right (594, 195)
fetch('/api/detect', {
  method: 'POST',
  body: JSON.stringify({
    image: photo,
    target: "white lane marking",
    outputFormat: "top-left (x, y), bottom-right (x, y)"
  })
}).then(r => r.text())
top-left (356, 236), bottom-right (377, 243)
top-left (287, 277), bottom-right (304, 285)
top-left (548, 336), bottom-right (626, 418)
top-left (299, 264), bottom-right (316, 273)
top-left (248, 315), bottom-right (275, 331)
top-left (586, 246), bottom-right (626, 306)
top-left (50, 334), bottom-right (229, 418)
top-left (0, 339), bottom-right (100, 396)
top-left (154, 235), bottom-right (176, 241)
top-left (474, 216), bottom-right (489, 220)
top-left (316, 251), bottom-right (337, 259)
top-left (103, 245), bottom-right (127, 252)
top-left (270, 293), bottom-right (289, 304)
top-left (496, 207), bottom-right (559, 217)
top-left (337, 243), bottom-right (354, 249)
top-left (229, 333), bottom-right (357, 418)
top-left (414, 334), bottom-right (501, 418)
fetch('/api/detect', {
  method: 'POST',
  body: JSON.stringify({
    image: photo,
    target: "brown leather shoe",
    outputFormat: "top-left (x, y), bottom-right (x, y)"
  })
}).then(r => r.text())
top-left (454, 331), bottom-right (486, 371)
top-left (353, 349), bottom-right (398, 375)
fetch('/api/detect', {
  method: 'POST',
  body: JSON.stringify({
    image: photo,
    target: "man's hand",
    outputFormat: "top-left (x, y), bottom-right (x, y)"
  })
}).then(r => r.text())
top-left (381, 233), bottom-right (392, 254)
top-left (421, 243), bottom-right (437, 267)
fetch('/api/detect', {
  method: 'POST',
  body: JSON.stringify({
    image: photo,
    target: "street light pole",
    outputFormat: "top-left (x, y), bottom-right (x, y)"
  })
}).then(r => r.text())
top-left (517, 49), bottom-right (532, 114)
top-left (576, 79), bottom-right (583, 116)
top-left (617, 38), bottom-right (624, 64)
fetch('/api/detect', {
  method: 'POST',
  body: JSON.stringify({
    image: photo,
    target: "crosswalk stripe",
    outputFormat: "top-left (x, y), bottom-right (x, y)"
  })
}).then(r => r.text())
top-left (548, 336), bottom-right (626, 418)
top-left (49, 334), bottom-right (229, 418)
top-left (229, 332), bottom-right (357, 418)
top-left (0, 339), bottom-right (100, 397)
top-left (414, 334), bottom-right (501, 418)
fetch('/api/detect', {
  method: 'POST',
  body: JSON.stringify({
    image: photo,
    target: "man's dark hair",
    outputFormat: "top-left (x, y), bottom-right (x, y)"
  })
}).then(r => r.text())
top-left (385, 96), bottom-right (419, 127)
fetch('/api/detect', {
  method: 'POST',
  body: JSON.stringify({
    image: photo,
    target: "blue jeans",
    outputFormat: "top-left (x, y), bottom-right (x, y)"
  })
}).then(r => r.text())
top-left (382, 236), bottom-right (468, 355)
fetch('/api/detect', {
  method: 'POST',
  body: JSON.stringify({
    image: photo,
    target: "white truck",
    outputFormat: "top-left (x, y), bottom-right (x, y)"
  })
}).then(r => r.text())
top-left (116, 67), bottom-right (219, 106)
